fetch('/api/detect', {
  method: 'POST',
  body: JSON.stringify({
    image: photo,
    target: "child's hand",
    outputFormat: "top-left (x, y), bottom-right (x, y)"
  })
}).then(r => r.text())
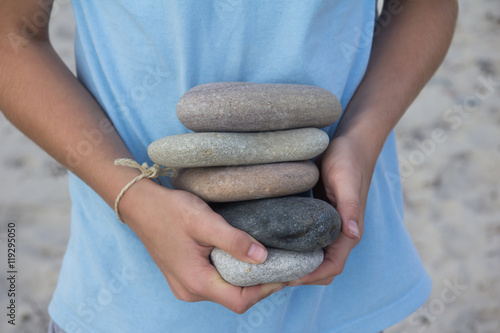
top-left (287, 134), bottom-right (375, 286)
top-left (118, 180), bottom-right (285, 314)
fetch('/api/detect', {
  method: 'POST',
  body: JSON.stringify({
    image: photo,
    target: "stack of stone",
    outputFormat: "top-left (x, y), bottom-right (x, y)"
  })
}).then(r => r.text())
top-left (148, 82), bottom-right (343, 287)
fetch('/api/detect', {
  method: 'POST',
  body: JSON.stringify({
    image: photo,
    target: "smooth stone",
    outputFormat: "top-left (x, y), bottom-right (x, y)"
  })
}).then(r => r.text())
top-left (171, 161), bottom-right (319, 202)
top-left (211, 247), bottom-right (324, 287)
top-left (212, 197), bottom-right (341, 252)
top-left (148, 128), bottom-right (329, 168)
top-left (177, 82), bottom-right (342, 132)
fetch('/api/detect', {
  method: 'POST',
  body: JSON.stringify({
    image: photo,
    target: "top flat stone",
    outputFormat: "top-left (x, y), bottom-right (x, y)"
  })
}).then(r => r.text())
top-left (177, 82), bottom-right (342, 132)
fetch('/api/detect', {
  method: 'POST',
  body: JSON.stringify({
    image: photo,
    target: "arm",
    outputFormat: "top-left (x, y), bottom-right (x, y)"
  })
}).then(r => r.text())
top-left (0, 1), bottom-right (281, 313)
top-left (290, 0), bottom-right (458, 285)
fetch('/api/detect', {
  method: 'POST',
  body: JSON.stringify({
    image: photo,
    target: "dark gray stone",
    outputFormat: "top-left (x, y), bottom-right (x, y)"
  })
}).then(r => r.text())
top-left (177, 82), bottom-right (342, 132)
top-left (211, 247), bottom-right (324, 287)
top-left (148, 128), bottom-right (329, 168)
top-left (212, 197), bottom-right (341, 252)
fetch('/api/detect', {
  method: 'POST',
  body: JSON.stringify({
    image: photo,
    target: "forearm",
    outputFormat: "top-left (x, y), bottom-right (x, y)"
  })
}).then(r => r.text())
top-left (0, 12), bottom-right (140, 208)
top-left (333, 0), bottom-right (458, 162)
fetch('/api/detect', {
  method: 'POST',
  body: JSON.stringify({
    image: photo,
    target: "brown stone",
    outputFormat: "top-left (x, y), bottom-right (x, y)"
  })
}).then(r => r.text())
top-left (171, 161), bottom-right (319, 202)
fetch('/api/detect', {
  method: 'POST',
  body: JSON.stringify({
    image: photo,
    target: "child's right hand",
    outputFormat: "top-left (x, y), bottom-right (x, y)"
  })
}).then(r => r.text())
top-left (118, 178), bottom-right (285, 314)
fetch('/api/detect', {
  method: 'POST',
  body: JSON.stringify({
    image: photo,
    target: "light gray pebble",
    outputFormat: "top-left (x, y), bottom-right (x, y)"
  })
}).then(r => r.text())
top-left (210, 247), bottom-right (324, 287)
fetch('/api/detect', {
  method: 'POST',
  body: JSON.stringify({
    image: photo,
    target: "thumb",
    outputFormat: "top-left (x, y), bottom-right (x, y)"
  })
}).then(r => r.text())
top-left (195, 211), bottom-right (268, 264)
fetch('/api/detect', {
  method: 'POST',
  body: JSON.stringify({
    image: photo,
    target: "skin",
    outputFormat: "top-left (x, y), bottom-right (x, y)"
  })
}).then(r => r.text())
top-left (0, 0), bottom-right (457, 315)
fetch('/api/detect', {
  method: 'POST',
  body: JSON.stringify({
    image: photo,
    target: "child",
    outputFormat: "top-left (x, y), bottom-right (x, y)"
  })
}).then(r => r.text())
top-left (0, 0), bottom-right (457, 332)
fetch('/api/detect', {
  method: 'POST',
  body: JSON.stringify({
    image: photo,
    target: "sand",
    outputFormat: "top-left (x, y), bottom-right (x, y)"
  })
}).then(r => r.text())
top-left (0, 1), bottom-right (499, 332)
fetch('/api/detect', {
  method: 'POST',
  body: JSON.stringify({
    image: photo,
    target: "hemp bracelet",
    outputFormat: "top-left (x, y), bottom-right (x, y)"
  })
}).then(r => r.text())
top-left (113, 158), bottom-right (176, 224)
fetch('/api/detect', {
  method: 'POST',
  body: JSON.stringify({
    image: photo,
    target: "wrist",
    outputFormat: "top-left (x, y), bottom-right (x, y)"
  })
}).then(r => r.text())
top-left (116, 176), bottom-right (168, 228)
top-left (332, 107), bottom-right (392, 165)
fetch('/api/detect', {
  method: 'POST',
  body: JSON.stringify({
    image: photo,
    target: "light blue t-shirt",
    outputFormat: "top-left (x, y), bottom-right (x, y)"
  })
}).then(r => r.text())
top-left (49, 1), bottom-right (432, 332)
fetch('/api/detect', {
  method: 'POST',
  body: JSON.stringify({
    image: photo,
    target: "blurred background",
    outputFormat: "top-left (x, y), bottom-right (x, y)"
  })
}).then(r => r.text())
top-left (0, 1), bottom-right (499, 332)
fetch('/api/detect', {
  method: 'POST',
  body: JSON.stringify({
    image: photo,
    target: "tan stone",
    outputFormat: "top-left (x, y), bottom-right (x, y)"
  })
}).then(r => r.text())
top-left (171, 161), bottom-right (319, 202)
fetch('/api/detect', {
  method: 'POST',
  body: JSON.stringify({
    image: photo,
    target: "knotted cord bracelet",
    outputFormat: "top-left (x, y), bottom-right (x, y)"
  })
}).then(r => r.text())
top-left (113, 158), bottom-right (177, 224)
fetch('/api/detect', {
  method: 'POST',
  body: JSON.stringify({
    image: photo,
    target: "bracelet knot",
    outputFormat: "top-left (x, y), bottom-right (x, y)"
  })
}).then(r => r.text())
top-left (113, 158), bottom-right (177, 224)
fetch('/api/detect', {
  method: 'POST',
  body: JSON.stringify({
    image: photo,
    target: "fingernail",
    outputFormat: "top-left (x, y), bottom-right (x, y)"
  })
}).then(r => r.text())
top-left (347, 220), bottom-right (360, 238)
top-left (272, 285), bottom-right (285, 294)
top-left (248, 243), bottom-right (267, 263)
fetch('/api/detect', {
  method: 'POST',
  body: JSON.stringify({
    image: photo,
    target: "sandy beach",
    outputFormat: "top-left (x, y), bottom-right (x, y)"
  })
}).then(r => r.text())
top-left (0, 1), bottom-right (499, 332)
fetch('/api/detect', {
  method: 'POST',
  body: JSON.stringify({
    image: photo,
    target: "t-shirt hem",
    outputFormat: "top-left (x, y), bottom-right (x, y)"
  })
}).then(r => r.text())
top-left (49, 297), bottom-right (98, 333)
top-left (48, 271), bottom-right (432, 333)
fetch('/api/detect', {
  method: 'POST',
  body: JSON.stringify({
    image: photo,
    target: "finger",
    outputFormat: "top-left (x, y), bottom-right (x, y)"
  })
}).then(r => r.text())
top-left (287, 233), bottom-right (358, 286)
top-left (196, 265), bottom-right (284, 314)
top-left (329, 170), bottom-right (363, 240)
top-left (193, 211), bottom-right (268, 264)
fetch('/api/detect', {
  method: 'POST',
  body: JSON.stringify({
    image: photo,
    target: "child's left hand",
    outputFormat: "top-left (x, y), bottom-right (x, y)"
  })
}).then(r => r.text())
top-left (286, 134), bottom-right (375, 286)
